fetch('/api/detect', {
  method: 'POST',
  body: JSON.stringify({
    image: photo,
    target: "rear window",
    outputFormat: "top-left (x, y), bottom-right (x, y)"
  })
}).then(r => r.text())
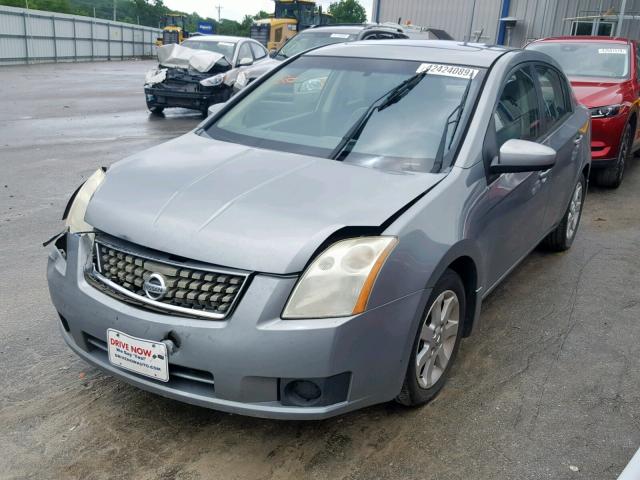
top-left (528, 42), bottom-right (630, 79)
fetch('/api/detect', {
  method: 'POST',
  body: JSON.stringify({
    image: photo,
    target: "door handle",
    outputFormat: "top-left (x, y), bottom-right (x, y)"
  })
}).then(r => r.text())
top-left (574, 134), bottom-right (583, 146)
top-left (538, 169), bottom-right (551, 180)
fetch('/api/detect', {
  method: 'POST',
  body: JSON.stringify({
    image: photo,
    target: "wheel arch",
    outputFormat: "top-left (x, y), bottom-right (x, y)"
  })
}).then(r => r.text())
top-left (628, 110), bottom-right (638, 148)
top-left (447, 256), bottom-right (479, 337)
top-left (424, 242), bottom-right (483, 338)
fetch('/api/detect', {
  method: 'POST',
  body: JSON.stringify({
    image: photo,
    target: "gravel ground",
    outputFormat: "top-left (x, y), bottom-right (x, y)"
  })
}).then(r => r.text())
top-left (1, 60), bottom-right (639, 480)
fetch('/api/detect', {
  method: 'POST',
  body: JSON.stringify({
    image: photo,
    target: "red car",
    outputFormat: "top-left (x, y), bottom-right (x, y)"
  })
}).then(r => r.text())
top-left (527, 36), bottom-right (639, 188)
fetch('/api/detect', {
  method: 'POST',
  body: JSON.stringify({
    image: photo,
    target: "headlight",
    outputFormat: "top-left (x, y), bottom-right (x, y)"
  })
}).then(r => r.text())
top-left (63, 168), bottom-right (106, 233)
top-left (236, 72), bottom-right (248, 88)
top-left (282, 236), bottom-right (398, 319)
top-left (590, 104), bottom-right (621, 118)
top-left (199, 74), bottom-right (225, 87)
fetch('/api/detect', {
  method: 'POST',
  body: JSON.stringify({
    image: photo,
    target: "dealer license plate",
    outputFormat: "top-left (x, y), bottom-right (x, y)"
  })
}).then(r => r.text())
top-left (107, 329), bottom-right (169, 382)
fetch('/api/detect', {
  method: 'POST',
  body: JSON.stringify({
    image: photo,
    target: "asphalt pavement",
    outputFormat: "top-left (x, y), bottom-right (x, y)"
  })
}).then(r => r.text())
top-left (1, 60), bottom-right (639, 480)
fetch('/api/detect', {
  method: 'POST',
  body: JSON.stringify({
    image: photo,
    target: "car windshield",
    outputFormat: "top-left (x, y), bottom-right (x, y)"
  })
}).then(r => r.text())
top-left (528, 42), bottom-right (630, 79)
top-left (206, 56), bottom-right (484, 173)
top-left (181, 40), bottom-right (237, 59)
top-left (277, 31), bottom-right (358, 59)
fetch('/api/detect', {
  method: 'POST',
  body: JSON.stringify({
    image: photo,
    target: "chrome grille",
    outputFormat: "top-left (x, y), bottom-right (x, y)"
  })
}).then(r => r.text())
top-left (90, 239), bottom-right (247, 320)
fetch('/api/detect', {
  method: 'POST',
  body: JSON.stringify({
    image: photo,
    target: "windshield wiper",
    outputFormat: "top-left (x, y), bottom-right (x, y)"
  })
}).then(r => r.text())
top-left (330, 70), bottom-right (429, 161)
top-left (432, 77), bottom-right (474, 173)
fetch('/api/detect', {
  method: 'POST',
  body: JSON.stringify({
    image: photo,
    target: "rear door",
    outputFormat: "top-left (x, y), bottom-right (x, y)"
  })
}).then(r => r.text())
top-left (533, 64), bottom-right (583, 230)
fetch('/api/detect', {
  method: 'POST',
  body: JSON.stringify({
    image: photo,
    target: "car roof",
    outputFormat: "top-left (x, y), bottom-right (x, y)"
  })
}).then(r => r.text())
top-left (306, 40), bottom-right (510, 68)
top-left (184, 35), bottom-right (247, 43)
top-left (304, 25), bottom-right (368, 34)
top-left (531, 36), bottom-right (632, 45)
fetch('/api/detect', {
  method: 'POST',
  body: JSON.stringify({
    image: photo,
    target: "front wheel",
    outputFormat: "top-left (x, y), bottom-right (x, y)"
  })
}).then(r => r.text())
top-left (396, 269), bottom-right (465, 407)
top-left (542, 174), bottom-right (586, 251)
top-left (148, 106), bottom-right (164, 115)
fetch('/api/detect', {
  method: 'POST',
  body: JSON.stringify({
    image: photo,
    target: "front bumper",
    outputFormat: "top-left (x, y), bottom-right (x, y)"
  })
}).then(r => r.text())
top-left (590, 113), bottom-right (627, 164)
top-left (144, 86), bottom-right (231, 112)
top-left (47, 234), bottom-right (427, 420)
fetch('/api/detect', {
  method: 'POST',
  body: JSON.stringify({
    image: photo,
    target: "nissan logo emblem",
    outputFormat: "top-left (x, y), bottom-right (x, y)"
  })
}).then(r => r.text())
top-left (143, 273), bottom-right (167, 300)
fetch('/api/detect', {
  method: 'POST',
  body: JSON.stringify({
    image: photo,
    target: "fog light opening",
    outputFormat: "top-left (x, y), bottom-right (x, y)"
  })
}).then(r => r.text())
top-left (54, 234), bottom-right (67, 260)
top-left (285, 380), bottom-right (322, 406)
top-left (58, 313), bottom-right (70, 332)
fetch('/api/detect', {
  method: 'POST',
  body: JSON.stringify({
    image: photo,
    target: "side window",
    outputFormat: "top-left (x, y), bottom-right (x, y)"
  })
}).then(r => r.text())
top-left (635, 45), bottom-right (640, 81)
top-left (369, 33), bottom-right (395, 39)
top-left (274, 27), bottom-right (283, 44)
top-left (250, 42), bottom-right (268, 60)
top-left (535, 65), bottom-right (570, 128)
top-left (494, 67), bottom-right (541, 148)
top-left (237, 43), bottom-right (252, 64)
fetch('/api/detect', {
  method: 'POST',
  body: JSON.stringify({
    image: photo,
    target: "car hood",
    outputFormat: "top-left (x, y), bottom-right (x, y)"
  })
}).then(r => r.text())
top-left (569, 78), bottom-right (626, 108)
top-left (86, 133), bottom-right (445, 274)
top-left (156, 43), bottom-right (230, 73)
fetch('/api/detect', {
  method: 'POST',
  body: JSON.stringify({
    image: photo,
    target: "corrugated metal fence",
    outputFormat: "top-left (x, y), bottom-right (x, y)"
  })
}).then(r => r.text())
top-left (0, 4), bottom-right (161, 65)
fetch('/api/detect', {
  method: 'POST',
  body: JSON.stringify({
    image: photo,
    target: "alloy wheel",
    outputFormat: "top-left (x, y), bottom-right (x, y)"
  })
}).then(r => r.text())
top-left (566, 181), bottom-right (583, 241)
top-left (415, 290), bottom-right (460, 389)
top-left (616, 127), bottom-right (630, 183)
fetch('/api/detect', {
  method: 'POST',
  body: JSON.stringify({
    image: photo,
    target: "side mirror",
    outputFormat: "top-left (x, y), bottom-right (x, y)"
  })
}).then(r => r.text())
top-left (238, 57), bottom-right (253, 67)
top-left (269, 49), bottom-right (278, 57)
top-left (490, 139), bottom-right (556, 174)
top-left (207, 102), bottom-right (226, 117)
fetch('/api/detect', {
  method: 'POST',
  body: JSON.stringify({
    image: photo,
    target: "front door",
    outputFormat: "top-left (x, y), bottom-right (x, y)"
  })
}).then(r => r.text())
top-left (477, 65), bottom-right (551, 289)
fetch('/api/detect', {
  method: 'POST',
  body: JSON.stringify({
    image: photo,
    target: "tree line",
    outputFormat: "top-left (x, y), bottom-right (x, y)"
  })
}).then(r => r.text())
top-left (0, 0), bottom-right (367, 36)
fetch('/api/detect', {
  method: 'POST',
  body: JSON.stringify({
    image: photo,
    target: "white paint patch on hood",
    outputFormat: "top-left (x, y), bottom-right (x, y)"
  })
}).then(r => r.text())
top-left (157, 44), bottom-right (225, 73)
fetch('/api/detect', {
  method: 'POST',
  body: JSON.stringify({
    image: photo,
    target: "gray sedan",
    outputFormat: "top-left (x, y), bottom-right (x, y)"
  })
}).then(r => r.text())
top-left (47, 40), bottom-right (590, 419)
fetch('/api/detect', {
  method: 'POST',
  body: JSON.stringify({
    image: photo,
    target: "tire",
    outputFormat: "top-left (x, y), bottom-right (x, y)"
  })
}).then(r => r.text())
top-left (595, 122), bottom-right (631, 188)
top-left (542, 174), bottom-right (586, 252)
top-left (396, 269), bottom-right (465, 407)
top-left (149, 106), bottom-right (164, 115)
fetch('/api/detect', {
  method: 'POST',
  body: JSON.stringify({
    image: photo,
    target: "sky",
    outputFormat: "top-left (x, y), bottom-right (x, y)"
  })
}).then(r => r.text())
top-left (163, 0), bottom-right (374, 23)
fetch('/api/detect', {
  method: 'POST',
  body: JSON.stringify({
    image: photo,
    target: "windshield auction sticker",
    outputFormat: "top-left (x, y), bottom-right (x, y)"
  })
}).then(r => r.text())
top-left (416, 63), bottom-right (479, 79)
top-left (598, 48), bottom-right (626, 54)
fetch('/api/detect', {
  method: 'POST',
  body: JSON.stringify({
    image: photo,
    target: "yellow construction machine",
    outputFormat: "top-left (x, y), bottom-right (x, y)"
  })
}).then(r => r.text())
top-left (156, 14), bottom-right (190, 46)
top-left (251, 0), bottom-right (332, 51)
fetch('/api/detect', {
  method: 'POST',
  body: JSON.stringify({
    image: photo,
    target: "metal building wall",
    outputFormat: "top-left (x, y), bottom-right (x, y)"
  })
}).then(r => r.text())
top-left (372, 0), bottom-right (640, 46)
top-left (508, 0), bottom-right (640, 46)
top-left (372, 0), bottom-right (503, 42)
top-left (0, 4), bottom-right (161, 65)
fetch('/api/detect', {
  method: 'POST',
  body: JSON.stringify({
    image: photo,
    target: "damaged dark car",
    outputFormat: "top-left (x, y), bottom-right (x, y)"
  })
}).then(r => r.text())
top-left (144, 35), bottom-right (271, 115)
